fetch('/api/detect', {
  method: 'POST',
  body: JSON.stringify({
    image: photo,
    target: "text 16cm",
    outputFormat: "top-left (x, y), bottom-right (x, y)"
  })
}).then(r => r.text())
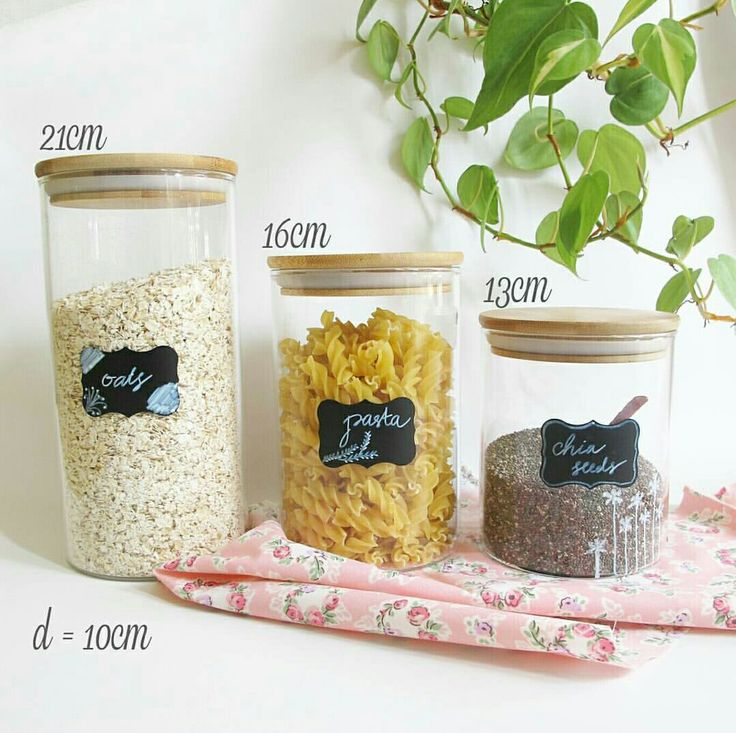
top-left (263, 218), bottom-right (331, 249)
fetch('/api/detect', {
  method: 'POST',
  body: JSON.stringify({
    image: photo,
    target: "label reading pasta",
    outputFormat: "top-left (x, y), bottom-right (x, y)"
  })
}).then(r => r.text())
top-left (318, 398), bottom-right (416, 468)
top-left (540, 419), bottom-right (640, 489)
top-left (80, 346), bottom-right (180, 417)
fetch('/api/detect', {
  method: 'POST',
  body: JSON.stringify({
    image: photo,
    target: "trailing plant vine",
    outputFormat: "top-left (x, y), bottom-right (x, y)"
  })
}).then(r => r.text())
top-left (356, 0), bottom-right (736, 324)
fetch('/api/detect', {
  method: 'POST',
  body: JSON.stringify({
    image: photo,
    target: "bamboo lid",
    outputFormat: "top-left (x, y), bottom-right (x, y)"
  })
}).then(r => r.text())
top-left (35, 153), bottom-right (237, 179)
top-left (479, 307), bottom-right (679, 337)
top-left (267, 251), bottom-right (464, 270)
top-left (49, 189), bottom-right (226, 209)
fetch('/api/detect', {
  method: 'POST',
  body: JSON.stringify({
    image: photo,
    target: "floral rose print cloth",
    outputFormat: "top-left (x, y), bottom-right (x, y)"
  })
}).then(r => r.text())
top-left (155, 485), bottom-right (736, 668)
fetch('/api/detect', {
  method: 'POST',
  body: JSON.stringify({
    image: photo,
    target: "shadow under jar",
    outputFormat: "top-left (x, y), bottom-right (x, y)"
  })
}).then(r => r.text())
top-left (268, 252), bottom-right (462, 569)
top-left (479, 308), bottom-right (679, 578)
top-left (37, 153), bottom-right (244, 579)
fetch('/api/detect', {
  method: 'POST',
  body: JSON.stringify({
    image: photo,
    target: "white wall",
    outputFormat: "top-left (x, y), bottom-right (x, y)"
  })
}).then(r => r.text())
top-left (1, 0), bottom-right (733, 553)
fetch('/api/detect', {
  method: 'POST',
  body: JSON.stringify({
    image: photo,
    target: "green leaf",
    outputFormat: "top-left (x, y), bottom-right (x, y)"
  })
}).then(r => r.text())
top-left (536, 210), bottom-right (560, 245)
top-left (604, 0), bottom-right (657, 46)
top-left (504, 107), bottom-right (578, 170)
top-left (457, 165), bottom-right (500, 225)
top-left (366, 20), bottom-right (400, 82)
top-left (394, 63), bottom-right (415, 109)
top-left (605, 66), bottom-right (669, 126)
top-left (577, 124), bottom-right (646, 194)
top-left (356, 0), bottom-right (379, 42)
top-left (528, 30), bottom-right (601, 104)
top-left (441, 96), bottom-right (475, 120)
top-left (708, 254), bottom-right (736, 310)
top-left (604, 191), bottom-right (642, 243)
top-left (557, 170), bottom-right (609, 272)
top-left (666, 215), bottom-right (715, 259)
top-left (467, 0), bottom-right (598, 129)
top-left (401, 117), bottom-right (434, 189)
top-left (656, 268), bottom-right (701, 312)
top-left (633, 19), bottom-right (696, 116)
top-left (535, 210), bottom-right (568, 267)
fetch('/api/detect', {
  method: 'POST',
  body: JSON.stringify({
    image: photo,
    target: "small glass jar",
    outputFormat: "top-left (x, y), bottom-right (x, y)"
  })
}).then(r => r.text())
top-left (268, 252), bottom-right (462, 569)
top-left (479, 308), bottom-right (679, 578)
top-left (36, 153), bottom-right (244, 579)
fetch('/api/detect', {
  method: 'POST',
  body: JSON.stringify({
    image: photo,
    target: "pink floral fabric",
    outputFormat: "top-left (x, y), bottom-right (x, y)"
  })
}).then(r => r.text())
top-left (155, 485), bottom-right (736, 668)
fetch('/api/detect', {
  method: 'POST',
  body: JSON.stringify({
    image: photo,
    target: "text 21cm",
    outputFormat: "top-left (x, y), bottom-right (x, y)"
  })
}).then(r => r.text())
top-left (40, 124), bottom-right (107, 151)
top-left (484, 276), bottom-right (552, 308)
top-left (263, 218), bottom-right (331, 249)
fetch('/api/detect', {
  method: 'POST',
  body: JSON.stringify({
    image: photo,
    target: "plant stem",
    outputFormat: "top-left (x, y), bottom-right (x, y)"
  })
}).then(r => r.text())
top-left (680, 0), bottom-right (729, 24)
top-left (546, 96), bottom-right (573, 189)
top-left (673, 98), bottom-right (736, 136)
top-left (407, 8), bottom-right (540, 250)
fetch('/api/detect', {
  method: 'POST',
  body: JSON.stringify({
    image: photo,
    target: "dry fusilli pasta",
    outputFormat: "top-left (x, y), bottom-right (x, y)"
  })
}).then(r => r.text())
top-left (278, 308), bottom-right (455, 567)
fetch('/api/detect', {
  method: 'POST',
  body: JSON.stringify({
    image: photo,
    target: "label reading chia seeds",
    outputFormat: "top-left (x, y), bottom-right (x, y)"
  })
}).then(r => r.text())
top-left (540, 419), bottom-right (640, 489)
top-left (317, 397), bottom-right (416, 468)
top-left (80, 346), bottom-right (180, 417)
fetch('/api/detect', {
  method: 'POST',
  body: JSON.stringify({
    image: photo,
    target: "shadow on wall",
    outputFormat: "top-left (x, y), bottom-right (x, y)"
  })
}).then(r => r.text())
top-left (696, 12), bottom-right (736, 237)
top-left (0, 342), bottom-right (66, 568)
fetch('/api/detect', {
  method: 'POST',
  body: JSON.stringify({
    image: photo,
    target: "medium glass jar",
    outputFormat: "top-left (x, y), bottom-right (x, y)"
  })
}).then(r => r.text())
top-left (36, 153), bottom-right (244, 579)
top-left (479, 308), bottom-right (678, 578)
top-left (268, 252), bottom-right (462, 569)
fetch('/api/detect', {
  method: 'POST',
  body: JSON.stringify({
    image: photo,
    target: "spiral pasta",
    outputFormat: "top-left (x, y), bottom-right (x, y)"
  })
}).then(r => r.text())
top-left (278, 308), bottom-right (456, 568)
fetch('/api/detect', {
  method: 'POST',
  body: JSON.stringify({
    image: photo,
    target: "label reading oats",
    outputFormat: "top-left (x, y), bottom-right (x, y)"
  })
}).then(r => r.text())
top-left (80, 346), bottom-right (180, 417)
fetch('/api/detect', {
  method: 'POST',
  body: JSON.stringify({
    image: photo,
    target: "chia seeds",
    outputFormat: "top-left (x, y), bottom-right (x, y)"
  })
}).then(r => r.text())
top-left (483, 428), bottom-right (666, 578)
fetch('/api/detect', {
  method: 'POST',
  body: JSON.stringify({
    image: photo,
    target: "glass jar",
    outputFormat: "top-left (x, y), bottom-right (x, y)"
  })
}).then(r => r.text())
top-left (268, 252), bottom-right (462, 569)
top-left (36, 153), bottom-right (244, 579)
top-left (479, 307), bottom-right (678, 578)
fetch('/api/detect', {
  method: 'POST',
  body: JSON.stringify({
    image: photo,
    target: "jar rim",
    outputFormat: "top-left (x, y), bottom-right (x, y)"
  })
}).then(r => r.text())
top-left (34, 153), bottom-right (237, 179)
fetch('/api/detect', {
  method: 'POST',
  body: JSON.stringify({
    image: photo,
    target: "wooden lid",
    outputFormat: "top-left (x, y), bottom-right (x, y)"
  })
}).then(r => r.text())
top-left (49, 189), bottom-right (226, 209)
top-left (267, 251), bottom-right (464, 270)
top-left (479, 307), bottom-right (679, 337)
top-left (35, 153), bottom-right (237, 179)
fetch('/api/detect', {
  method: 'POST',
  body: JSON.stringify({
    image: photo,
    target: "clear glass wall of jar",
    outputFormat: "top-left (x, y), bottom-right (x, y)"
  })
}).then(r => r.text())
top-left (36, 153), bottom-right (244, 579)
top-left (268, 252), bottom-right (463, 569)
top-left (479, 308), bottom-right (678, 578)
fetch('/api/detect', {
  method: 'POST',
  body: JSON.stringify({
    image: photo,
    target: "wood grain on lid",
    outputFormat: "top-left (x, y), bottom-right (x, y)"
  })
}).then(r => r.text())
top-left (479, 307), bottom-right (680, 336)
top-left (267, 251), bottom-right (464, 270)
top-left (35, 153), bottom-right (237, 178)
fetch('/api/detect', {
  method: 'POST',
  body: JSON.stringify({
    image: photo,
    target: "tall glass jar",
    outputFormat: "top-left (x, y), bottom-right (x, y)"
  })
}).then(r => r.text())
top-left (268, 252), bottom-right (462, 569)
top-left (479, 308), bottom-right (678, 578)
top-left (36, 153), bottom-right (244, 579)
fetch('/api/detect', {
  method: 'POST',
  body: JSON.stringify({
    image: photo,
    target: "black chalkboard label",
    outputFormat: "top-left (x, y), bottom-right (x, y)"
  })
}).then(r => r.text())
top-left (317, 398), bottom-right (416, 468)
top-left (80, 346), bottom-right (180, 417)
top-left (540, 419), bottom-right (640, 490)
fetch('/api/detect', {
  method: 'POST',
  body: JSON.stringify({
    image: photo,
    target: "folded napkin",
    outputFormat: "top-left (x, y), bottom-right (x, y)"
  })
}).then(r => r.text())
top-left (155, 484), bottom-right (736, 668)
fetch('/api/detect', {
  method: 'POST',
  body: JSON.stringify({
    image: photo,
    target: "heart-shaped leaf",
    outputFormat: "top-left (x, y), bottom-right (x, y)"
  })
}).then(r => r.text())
top-left (441, 96), bottom-right (474, 120)
top-left (557, 170), bottom-right (610, 272)
top-left (356, 0), bottom-right (379, 42)
top-left (666, 215), bottom-right (715, 259)
top-left (708, 254), bottom-right (736, 310)
top-left (604, 0), bottom-right (657, 45)
top-left (577, 123), bottom-right (646, 194)
top-left (457, 165), bottom-right (500, 224)
top-left (604, 191), bottom-right (643, 243)
top-left (656, 268), bottom-right (701, 312)
top-left (535, 210), bottom-right (568, 267)
top-left (467, 0), bottom-right (598, 129)
top-left (504, 107), bottom-right (578, 170)
top-left (401, 117), bottom-right (434, 189)
top-left (605, 65), bottom-right (669, 126)
top-left (366, 20), bottom-right (400, 82)
top-left (528, 30), bottom-right (601, 104)
top-left (633, 19), bottom-right (696, 116)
